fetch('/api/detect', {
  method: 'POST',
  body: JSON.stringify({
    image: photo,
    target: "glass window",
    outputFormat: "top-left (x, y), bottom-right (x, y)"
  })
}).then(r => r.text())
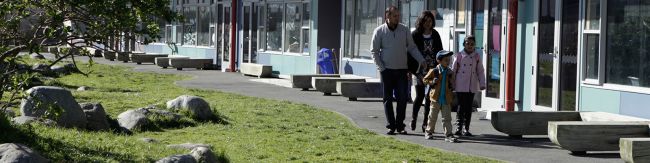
top-left (343, 0), bottom-right (354, 58)
top-left (585, 0), bottom-right (600, 30)
top-left (302, 3), bottom-right (310, 53)
top-left (585, 34), bottom-right (599, 79)
top-left (266, 4), bottom-right (283, 52)
top-left (258, 5), bottom-right (267, 51)
top-left (356, 0), bottom-right (378, 59)
top-left (456, 0), bottom-right (466, 28)
top-left (183, 6), bottom-right (198, 45)
top-left (285, 3), bottom-right (302, 53)
top-left (605, 0), bottom-right (649, 87)
top-left (166, 25), bottom-right (173, 43)
top-left (157, 18), bottom-right (167, 43)
top-left (197, 6), bottom-right (211, 46)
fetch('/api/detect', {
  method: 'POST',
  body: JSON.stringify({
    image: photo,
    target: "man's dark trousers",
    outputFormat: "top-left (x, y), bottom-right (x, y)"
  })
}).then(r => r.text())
top-left (381, 69), bottom-right (409, 130)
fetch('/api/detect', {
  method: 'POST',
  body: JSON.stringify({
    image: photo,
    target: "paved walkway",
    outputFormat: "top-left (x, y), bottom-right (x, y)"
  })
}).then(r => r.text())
top-left (76, 56), bottom-right (622, 163)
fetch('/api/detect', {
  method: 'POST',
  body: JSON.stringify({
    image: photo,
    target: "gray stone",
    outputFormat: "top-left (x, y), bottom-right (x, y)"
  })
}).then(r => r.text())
top-left (166, 95), bottom-right (214, 121)
top-left (190, 147), bottom-right (217, 163)
top-left (0, 143), bottom-right (48, 163)
top-left (29, 53), bottom-right (45, 59)
top-left (31, 63), bottom-right (50, 72)
top-left (117, 109), bottom-right (149, 131)
top-left (141, 138), bottom-right (158, 143)
top-left (148, 109), bottom-right (182, 121)
top-left (336, 81), bottom-right (382, 100)
top-left (50, 66), bottom-right (67, 74)
top-left (12, 116), bottom-right (56, 126)
top-left (20, 86), bottom-right (87, 128)
top-left (167, 143), bottom-right (211, 150)
top-left (80, 103), bottom-right (110, 131)
top-left (76, 86), bottom-right (90, 91)
top-left (156, 154), bottom-right (196, 163)
top-left (240, 63), bottom-right (272, 78)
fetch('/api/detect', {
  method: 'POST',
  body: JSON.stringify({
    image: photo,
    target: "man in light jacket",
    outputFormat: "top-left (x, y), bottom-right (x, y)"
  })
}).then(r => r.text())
top-left (371, 6), bottom-right (426, 135)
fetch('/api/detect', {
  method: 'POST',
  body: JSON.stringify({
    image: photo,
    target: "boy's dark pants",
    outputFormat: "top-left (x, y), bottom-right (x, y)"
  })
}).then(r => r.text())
top-left (380, 69), bottom-right (409, 130)
top-left (455, 92), bottom-right (474, 132)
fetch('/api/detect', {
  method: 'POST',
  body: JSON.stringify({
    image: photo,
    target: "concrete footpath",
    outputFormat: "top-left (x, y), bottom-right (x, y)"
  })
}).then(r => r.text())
top-left (76, 56), bottom-right (621, 163)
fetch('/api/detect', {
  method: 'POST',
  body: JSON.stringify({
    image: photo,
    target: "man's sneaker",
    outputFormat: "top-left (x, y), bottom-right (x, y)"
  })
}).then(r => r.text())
top-left (463, 131), bottom-right (473, 137)
top-left (397, 129), bottom-right (408, 135)
top-left (424, 134), bottom-right (434, 140)
top-left (386, 129), bottom-right (396, 135)
top-left (445, 136), bottom-right (458, 143)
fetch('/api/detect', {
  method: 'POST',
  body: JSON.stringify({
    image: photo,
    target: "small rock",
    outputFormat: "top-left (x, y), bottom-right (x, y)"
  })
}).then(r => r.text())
top-left (167, 143), bottom-right (211, 150)
top-left (141, 138), bottom-right (158, 143)
top-left (117, 109), bottom-right (149, 131)
top-left (77, 86), bottom-right (91, 91)
top-left (11, 116), bottom-right (56, 126)
top-left (166, 95), bottom-right (215, 121)
top-left (80, 103), bottom-right (110, 131)
top-left (0, 143), bottom-right (49, 163)
top-left (31, 63), bottom-right (50, 72)
top-left (29, 53), bottom-right (45, 59)
top-left (156, 154), bottom-right (196, 163)
top-left (190, 147), bottom-right (217, 163)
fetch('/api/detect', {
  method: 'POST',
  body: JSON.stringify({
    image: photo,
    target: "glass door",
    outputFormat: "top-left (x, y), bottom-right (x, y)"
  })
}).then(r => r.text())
top-left (480, 0), bottom-right (506, 110)
top-left (220, 3), bottom-right (231, 71)
top-left (242, 4), bottom-right (251, 63)
top-left (532, 0), bottom-right (578, 111)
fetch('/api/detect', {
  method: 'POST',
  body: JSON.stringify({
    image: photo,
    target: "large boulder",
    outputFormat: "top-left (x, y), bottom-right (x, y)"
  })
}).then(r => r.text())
top-left (31, 63), bottom-right (50, 72)
top-left (190, 147), bottom-right (217, 163)
top-left (166, 95), bottom-right (214, 121)
top-left (155, 154), bottom-right (197, 163)
top-left (20, 86), bottom-right (87, 128)
top-left (117, 109), bottom-right (149, 131)
top-left (12, 116), bottom-right (56, 126)
top-left (0, 143), bottom-right (49, 163)
top-left (80, 103), bottom-right (110, 131)
top-left (51, 63), bottom-right (76, 75)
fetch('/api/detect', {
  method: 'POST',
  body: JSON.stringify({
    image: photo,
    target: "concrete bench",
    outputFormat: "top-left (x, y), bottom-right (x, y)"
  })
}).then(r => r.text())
top-left (241, 63), bottom-right (272, 78)
top-left (130, 53), bottom-right (169, 64)
top-left (311, 77), bottom-right (366, 95)
top-left (548, 121), bottom-right (650, 155)
top-left (337, 81), bottom-right (382, 101)
top-left (116, 52), bottom-right (130, 62)
top-left (490, 111), bottom-right (581, 138)
top-left (290, 74), bottom-right (341, 90)
top-left (104, 51), bottom-right (117, 61)
top-left (155, 56), bottom-right (190, 68)
top-left (169, 58), bottom-right (213, 70)
top-left (620, 138), bottom-right (650, 163)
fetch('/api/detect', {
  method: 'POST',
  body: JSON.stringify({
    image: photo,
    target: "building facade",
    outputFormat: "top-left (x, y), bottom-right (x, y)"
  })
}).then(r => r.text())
top-left (144, 0), bottom-right (650, 119)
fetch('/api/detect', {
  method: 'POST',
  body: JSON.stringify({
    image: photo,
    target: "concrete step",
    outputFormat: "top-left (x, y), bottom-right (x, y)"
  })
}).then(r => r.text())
top-left (290, 74), bottom-right (341, 90)
top-left (241, 63), bottom-right (272, 78)
top-left (337, 81), bottom-right (382, 101)
top-left (169, 58), bottom-right (213, 70)
top-left (154, 55), bottom-right (190, 68)
top-left (311, 77), bottom-right (365, 95)
top-left (490, 111), bottom-right (581, 137)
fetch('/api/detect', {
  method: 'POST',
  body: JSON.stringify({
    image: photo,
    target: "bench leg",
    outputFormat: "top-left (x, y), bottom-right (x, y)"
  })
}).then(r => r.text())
top-left (348, 97), bottom-right (357, 101)
top-left (301, 88), bottom-right (308, 91)
top-left (324, 92), bottom-right (331, 96)
top-left (508, 135), bottom-right (522, 139)
top-left (110, 59), bottom-right (114, 61)
top-left (176, 68), bottom-right (182, 70)
top-left (137, 62), bottom-right (142, 65)
top-left (162, 66), bottom-right (167, 69)
top-left (123, 61), bottom-right (128, 63)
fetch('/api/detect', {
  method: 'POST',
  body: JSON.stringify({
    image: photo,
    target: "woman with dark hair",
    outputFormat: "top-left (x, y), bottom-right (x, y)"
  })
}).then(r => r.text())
top-left (409, 11), bottom-right (443, 132)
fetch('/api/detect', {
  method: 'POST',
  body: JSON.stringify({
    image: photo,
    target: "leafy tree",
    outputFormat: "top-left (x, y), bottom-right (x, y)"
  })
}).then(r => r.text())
top-left (0, 0), bottom-right (181, 112)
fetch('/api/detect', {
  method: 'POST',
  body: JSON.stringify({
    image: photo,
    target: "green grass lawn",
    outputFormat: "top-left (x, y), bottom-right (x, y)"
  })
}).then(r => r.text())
top-left (0, 57), bottom-right (500, 162)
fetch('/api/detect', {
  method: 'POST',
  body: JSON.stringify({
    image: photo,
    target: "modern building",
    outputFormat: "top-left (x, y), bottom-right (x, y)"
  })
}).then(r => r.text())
top-left (143, 0), bottom-right (650, 119)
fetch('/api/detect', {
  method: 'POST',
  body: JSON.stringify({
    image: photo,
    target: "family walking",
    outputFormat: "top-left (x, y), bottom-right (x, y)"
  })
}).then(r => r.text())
top-left (371, 6), bottom-right (486, 143)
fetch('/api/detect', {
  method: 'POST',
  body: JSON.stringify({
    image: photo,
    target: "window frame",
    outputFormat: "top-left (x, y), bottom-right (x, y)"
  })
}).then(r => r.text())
top-left (262, 1), bottom-right (310, 56)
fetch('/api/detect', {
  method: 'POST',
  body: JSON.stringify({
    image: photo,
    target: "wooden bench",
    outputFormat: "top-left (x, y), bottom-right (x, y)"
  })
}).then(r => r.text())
top-left (490, 111), bottom-right (581, 138)
top-left (337, 81), bottom-right (382, 101)
top-left (130, 53), bottom-right (169, 64)
top-left (290, 74), bottom-right (341, 91)
top-left (169, 58), bottom-right (213, 70)
top-left (311, 77), bottom-right (366, 95)
top-left (155, 55), bottom-right (190, 68)
top-left (240, 63), bottom-right (272, 78)
top-left (620, 138), bottom-right (650, 163)
top-left (548, 121), bottom-right (650, 155)
top-left (104, 51), bottom-right (117, 61)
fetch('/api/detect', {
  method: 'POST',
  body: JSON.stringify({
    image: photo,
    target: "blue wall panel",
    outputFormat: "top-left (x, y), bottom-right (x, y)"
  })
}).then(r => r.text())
top-left (258, 52), bottom-right (312, 75)
top-left (620, 92), bottom-right (650, 119)
top-left (580, 87), bottom-right (620, 114)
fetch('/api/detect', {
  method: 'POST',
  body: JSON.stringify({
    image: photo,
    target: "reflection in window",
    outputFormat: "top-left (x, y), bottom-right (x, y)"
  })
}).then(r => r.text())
top-left (585, 34), bottom-right (599, 79)
top-left (183, 6), bottom-right (197, 45)
top-left (606, 0), bottom-right (649, 87)
top-left (343, 0), bottom-right (377, 59)
top-left (266, 4), bottom-right (283, 52)
top-left (197, 6), bottom-right (211, 46)
top-left (285, 3), bottom-right (301, 53)
top-left (585, 0), bottom-right (600, 30)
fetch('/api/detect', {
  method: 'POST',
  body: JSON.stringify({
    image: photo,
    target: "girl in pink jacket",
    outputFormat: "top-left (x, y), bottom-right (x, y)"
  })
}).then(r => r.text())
top-left (451, 35), bottom-right (486, 136)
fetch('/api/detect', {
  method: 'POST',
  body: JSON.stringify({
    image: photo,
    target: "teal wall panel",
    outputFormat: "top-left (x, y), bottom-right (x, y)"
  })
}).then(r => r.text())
top-left (514, 0), bottom-right (535, 111)
top-left (258, 53), bottom-right (312, 75)
top-left (579, 86), bottom-right (620, 113)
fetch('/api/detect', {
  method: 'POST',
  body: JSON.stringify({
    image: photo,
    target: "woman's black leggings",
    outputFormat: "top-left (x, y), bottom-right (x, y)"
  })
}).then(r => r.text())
top-left (411, 85), bottom-right (431, 126)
